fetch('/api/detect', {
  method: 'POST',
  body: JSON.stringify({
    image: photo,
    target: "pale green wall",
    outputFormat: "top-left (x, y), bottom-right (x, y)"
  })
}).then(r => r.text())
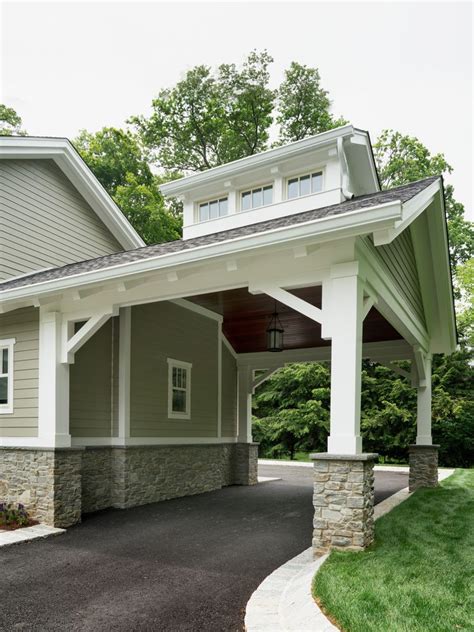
top-left (70, 319), bottom-right (114, 437)
top-left (0, 159), bottom-right (123, 281)
top-left (130, 302), bottom-right (219, 437)
top-left (0, 306), bottom-right (39, 437)
top-left (221, 342), bottom-right (237, 437)
top-left (364, 230), bottom-right (425, 326)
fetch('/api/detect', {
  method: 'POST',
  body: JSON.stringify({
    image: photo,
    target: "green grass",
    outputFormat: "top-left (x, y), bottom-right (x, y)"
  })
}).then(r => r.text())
top-left (313, 469), bottom-right (474, 632)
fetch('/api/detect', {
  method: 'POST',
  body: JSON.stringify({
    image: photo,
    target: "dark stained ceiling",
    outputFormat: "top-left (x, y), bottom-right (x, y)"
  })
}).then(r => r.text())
top-left (188, 286), bottom-right (402, 354)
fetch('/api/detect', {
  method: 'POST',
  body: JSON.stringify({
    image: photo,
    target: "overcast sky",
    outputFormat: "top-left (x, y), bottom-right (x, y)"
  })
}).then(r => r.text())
top-left (1, 1), bottom-right (472, 217)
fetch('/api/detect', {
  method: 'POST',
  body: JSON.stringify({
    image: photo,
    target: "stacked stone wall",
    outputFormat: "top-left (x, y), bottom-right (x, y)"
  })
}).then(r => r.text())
top-left (0, 448), bottom-right (82, 527)
top-left (0, 442), bottom-right (258, 526)
top-left (312, 453), bottom-right (377, 556)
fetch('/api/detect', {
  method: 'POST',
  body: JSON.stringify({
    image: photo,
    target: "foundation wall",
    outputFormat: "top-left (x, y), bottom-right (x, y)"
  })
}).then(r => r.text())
top-left (1, 443), bottom-right (258, 526)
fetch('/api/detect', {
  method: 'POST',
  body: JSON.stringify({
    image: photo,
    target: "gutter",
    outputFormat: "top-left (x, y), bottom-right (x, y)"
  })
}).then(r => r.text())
top-left (337, 137), bottom-right (354, 200)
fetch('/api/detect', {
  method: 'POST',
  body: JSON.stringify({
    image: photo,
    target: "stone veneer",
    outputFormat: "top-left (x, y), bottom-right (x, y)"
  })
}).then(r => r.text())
top-left (408, 444), bottom-right (439, 492)
top-left (0, 448), bottom-right (83, 528)
top-left (311, 452), bottom-right (378, 556)
top-left (1, 443), bottom-right (258, 526)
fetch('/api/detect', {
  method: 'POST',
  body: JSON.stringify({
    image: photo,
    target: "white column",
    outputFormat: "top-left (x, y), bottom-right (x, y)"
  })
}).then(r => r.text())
top-left (38, 310), bottom-right (71, 447)
top-left (237, 365), bottom-right (253, 443)
top-left (118, 306), bottom-right (131, 443)
top-left (327, 264), bottom-right (364, 454)
top-left (228, 190), bottom-right (238, 215)
top-left (416, 355), bottom-right (432, 445)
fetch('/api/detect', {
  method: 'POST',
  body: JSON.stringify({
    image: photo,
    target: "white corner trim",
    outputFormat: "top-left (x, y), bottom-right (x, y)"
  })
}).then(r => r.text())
top-left (222, 333), bottom-right (238, 359)
top-left (217, 324), bottom-right (222, 438)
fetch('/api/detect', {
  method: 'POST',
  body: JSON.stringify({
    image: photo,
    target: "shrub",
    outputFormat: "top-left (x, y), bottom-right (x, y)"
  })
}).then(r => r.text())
top-left (0, 502), bottom-right (30, 528)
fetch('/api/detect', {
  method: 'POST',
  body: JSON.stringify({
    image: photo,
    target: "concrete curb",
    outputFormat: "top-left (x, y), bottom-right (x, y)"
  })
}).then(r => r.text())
top-left (246, 466), bottom-right (455, 631)
top-left (0, 524), bottom-right (65, 548)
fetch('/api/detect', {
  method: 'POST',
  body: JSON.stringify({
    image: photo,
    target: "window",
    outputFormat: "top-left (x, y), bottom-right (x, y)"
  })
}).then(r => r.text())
top-left (167, 359), bottom-right (192, 419)
top-left (198, 197), bottom-right (228, 222)
top-left (241, 185), bottom-right (273, 211)
top-left (287, 171), bottom-right (323, 199)
top-left (0, 339), bottom-right (15, 414)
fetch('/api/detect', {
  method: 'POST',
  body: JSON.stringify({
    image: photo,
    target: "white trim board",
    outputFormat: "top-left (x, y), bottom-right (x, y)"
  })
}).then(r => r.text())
top-left (0, 136), bottom-right (144, 250)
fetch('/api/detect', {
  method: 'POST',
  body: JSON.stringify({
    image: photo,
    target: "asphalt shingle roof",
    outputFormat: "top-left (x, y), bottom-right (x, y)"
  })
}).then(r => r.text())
top-left (0, 176), bottom-right (439, 293)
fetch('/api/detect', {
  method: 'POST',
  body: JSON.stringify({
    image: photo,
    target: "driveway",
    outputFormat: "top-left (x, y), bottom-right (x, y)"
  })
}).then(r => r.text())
top-left (0, 464), bottom-right (408, 632)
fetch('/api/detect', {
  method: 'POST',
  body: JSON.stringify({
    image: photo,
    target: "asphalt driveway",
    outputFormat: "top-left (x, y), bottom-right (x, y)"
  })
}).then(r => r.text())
top-left (0, 463), bottom-right (408, 632)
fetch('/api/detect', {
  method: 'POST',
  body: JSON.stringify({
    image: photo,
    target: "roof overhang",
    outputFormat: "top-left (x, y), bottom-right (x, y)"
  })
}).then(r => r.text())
top-left (0, 136), bottom-right (145, 250)
top-left (0, 198), bottom-right (403, 305)
top-left (160, 124), bottom-right (380, 198)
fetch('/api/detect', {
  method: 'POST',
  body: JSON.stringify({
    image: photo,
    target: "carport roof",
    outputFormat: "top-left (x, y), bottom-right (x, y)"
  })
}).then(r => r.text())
top-left (0, 176), bottom-right (439, 295)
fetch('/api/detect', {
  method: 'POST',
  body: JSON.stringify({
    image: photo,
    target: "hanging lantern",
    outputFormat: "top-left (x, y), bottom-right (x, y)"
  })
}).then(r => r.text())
top-left (266, 302), bottom-right (284, 352)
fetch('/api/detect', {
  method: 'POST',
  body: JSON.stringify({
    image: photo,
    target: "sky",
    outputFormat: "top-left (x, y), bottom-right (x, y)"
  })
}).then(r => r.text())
top-left (1, 0), bottom-right (473, 217)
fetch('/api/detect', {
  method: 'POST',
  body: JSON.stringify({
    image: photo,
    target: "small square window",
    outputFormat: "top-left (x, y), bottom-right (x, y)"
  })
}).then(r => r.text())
top-left (197, 196), bottom-right (228, 223)
top-left (167, 359), bottom-right (191, 419)
top-left (240, 184), bottom-right (273, 211)
top-left (287, 171), bottom-right (323, 200)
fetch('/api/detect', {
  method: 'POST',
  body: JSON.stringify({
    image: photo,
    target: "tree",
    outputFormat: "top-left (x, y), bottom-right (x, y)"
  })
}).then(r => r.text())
top-left (0, 104), bottom-right (26, 136)
top-left (374, 130), bottom-right (474, 268)
top-left (253, 363), bottom-right (330, 459)
top-left (131, 51), bottom-right (275, 172)
top-left (74, 127), bottom-right (154, 195)
top-left (276, 62), bottom-right (346, 143)
top-left (74, 127), bottom-right (181, 244)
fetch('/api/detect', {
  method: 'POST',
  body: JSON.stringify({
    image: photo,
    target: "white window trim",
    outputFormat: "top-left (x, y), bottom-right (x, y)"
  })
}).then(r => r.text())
top-left (167, 358), bottom-right (192, 420)
top-left (286, 169), bottom-right (325, 201)
top-left (0, 338), bottom-right (16, 415)
top-left (196, 196), bottom-right (229, 223)
top-left (239, 182), bottom-right (274, 212)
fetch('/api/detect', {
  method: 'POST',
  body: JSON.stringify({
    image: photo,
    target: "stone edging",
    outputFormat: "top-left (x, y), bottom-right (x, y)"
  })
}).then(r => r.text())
top-left (245, 468), bottom-right (455, 631)
top-left (0, 524), bottom-right (65, 548)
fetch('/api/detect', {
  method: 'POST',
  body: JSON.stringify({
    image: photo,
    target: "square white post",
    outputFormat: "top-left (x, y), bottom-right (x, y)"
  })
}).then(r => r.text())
top-left (38, 310), bottom-right (71, 447)
top-left (416, 355), bottom-right (432, 445)
top-left (327, 264), bottom-right (364, 455)
top-left (118, 306), bottom-right (131, 443)
top-left (237, 365), bottom-right (253, 443)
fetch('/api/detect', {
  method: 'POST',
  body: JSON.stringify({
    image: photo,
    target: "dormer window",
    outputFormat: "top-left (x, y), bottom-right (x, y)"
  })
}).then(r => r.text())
top-left (241, 185), bottom-right (273, 211)
top-left (287, 171), bottom-right (323, 199)
top-left (198, 197), bottom-right (228, 222)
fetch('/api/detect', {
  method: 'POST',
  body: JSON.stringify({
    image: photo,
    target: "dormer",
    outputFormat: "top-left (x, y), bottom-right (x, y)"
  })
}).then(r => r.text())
top-left (160, 125), bottom-right (380, 240)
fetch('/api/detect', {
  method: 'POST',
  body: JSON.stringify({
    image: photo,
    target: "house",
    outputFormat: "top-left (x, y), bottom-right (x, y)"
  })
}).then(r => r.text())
top-left (0, 126), bottom-right (456, 554)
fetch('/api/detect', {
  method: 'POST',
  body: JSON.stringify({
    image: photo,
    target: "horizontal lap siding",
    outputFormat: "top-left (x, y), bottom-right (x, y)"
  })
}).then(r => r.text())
top-left (130, 303), bottom-right (219, 438)
top-left (221, 343), bottom-right (237, 438)
top-left (0, 160), bottom-right (123, 281)
top-left (365, 230), bottom-right (425, 326)
top-left (0, 307), bottom-right (39, 436)
top-left (70, 320), bottom-right (113, 437)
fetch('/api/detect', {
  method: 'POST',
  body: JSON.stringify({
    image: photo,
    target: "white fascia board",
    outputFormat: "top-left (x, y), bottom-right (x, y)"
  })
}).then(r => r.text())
top-left (160, 125), bottom-right (356, 197)
top-left (0, 199), bottom-right (402, 305)
top-left (373, 179), bottom-right (441, 246)
top-left (0, 200), bottom-right (402, 305)
top-left (0, 137), bottom-right (145, 249)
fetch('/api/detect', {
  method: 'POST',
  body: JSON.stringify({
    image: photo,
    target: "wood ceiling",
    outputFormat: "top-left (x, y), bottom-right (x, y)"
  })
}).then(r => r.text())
top-left (188, 286), bottom-right (402, 354)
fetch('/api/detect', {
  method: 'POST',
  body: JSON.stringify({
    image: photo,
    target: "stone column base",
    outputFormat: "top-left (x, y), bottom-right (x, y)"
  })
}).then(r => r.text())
top-left (311, 452), bottom-right (378, 556)
top-left (233, 443), bottom-right (259, 485)
top-left (0, 447), bottom-right (83, 528)
top-left (408, 445), bottom-right (439, 492)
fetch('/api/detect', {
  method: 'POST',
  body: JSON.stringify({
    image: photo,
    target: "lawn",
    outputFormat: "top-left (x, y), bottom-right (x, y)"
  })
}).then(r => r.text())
top-left (313, 469), bottom-right (474, 632)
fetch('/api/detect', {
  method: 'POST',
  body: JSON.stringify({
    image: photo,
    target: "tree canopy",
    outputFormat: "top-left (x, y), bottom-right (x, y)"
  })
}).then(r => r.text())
top-left (0, 104), bottom-right (26, 136)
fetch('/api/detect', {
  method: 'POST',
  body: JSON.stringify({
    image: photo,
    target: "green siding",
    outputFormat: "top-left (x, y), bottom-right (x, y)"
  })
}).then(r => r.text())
top-left (221, 342), bottom-right (237, 438)
top-left (70, 320), bottom-right (113, 437)
top-left (0, 159), bottom-right (123, 281)
top-left (130, 302), bottom-right (219, 438)
top-left (364, 230), bottom-right (425, 326)
top-left (0, 307), bottom-right (39, 437)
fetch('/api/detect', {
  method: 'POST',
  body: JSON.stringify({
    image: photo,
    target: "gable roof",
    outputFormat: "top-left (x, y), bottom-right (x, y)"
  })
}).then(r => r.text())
top-left (0, 136), bottom-right (145, 250)
top-left (0, 176), bottom-right (439, 295)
